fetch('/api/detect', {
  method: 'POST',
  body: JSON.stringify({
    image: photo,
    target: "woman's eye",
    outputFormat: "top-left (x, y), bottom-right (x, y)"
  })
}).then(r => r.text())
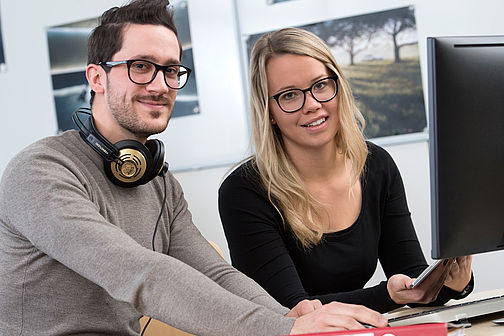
top-left (281, 91), bottom-right (299, 101)
top-left (314, 81), bottom-right (327, 91)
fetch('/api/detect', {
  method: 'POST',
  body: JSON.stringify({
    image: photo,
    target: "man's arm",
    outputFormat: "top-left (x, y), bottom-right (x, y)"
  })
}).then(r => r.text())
top-left (0, 145), bottom-right (295, 336)
top-left (163, 171), bottom-right (291, 316)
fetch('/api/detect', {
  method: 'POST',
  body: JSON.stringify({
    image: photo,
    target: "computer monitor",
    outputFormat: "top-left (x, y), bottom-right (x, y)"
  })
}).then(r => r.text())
top-left (427, 35), bottom-right (504, 259)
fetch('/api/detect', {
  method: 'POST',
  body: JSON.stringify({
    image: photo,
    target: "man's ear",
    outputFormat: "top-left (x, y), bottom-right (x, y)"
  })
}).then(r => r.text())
top-left (86, 64), bottom-right (105, 94)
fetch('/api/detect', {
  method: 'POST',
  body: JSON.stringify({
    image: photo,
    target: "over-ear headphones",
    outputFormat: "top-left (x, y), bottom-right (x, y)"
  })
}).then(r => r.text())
top-left (73, 108), bottom-right (168, 188)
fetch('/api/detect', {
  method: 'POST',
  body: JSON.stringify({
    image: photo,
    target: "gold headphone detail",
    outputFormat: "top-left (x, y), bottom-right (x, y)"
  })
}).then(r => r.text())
top-left (110, 148), bottom-right (148, 183)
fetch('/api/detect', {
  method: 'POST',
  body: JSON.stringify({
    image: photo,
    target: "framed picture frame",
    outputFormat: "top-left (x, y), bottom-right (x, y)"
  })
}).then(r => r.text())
top-left (43, 0), bottom-right (252, 172)
top-left (46, 0), bottom-right (200, 133)
top-left (0, 5), bottom-right (6, 71)
top-left (239, 3), bottom-right (427, 142)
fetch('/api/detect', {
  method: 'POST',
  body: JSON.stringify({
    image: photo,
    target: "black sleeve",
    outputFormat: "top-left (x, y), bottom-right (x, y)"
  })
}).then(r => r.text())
top-left (219, 164), bottom-right (398, 312)
top-left (376, 148), bottom-right (428, 280)
top-left (219, 153), bottom-right (473, 313)
top-left (373, 146), bottom-right (473, 307)
top-left (218, 166), bottom-right (308, 308)
top-left (413, 273), bottom-right (474, 308)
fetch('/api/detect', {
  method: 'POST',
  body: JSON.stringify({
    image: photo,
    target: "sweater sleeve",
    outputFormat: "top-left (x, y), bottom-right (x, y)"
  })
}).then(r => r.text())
top-left (0, 145), bottom-right (294, 336)
top-left (218, 165), bottom-right (397, 312)
top-left (162, 171), bottom-right (290, 317)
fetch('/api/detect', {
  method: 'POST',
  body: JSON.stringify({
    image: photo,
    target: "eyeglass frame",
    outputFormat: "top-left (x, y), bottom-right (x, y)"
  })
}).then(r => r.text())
top-left (269, 75), bottom-right (339, 113)
top-left (98, 59), bottom-right (192, 90)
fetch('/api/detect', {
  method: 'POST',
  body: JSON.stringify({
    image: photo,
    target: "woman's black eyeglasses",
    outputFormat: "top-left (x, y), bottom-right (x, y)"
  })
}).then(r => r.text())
top-left (269, 76), bottom-right (338, 113)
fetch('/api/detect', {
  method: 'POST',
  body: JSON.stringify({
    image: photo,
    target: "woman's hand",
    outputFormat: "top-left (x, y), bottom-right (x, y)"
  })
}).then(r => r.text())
top-left (387, 258), bottom-right (453, 305)
top-left (444, 256), bottom-right (472, 292)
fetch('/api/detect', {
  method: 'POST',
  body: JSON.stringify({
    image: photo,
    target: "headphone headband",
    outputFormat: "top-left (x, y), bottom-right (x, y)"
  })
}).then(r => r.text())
top-left (73, 108), bottom-right (119, 162)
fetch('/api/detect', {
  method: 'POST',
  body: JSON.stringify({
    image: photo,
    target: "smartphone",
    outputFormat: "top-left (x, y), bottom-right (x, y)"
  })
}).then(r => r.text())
top-left (410, 259), bottom-right (445, 288)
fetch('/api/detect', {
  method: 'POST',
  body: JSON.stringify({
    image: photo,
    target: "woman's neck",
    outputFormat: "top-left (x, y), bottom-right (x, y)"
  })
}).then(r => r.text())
top-left (286, 141), bottom-right (347, 184)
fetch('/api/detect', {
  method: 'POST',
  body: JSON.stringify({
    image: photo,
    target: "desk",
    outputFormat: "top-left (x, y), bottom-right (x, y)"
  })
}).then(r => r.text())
top-left (463, 310), bottom-right (504, 335)
top-left (385, 289), bottom-right (504, 336)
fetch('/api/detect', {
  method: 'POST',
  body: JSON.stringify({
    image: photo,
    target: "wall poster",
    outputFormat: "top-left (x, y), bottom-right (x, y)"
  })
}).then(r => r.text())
top-left (246, 6), bottom-right (426, 139)
top-left (46, 0), bottom-right (199, 133)
top-left (0, 5), bottom-right (6, 71)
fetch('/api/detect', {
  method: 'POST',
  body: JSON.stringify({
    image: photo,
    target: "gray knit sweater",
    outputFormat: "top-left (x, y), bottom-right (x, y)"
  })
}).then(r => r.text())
top-left (0, 130), bottom-right (294, 336)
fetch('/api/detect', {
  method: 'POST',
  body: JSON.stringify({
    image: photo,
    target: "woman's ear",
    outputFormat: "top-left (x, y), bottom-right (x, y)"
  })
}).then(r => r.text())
top-left (86, 64), bottom-right (105, 95)
top-left (270, 117), bottom-right (277, 125)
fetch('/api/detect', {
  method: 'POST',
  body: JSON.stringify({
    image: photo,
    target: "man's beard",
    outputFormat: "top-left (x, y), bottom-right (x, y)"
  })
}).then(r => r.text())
top-left (106, 81), bottom-right (173, 139)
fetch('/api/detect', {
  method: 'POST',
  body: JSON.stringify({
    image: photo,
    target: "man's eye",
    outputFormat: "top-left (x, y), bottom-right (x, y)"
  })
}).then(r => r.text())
top-left (132, 61), bottom-right (152, 72)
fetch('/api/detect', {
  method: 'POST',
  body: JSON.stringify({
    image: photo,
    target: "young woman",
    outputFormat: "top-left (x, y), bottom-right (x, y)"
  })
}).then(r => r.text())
top-left (218, 27), bottom-right (473, 313)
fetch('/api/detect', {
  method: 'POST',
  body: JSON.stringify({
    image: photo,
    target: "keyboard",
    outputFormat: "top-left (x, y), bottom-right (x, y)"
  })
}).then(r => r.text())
top-left (386, 294), bottom-right (504, 326)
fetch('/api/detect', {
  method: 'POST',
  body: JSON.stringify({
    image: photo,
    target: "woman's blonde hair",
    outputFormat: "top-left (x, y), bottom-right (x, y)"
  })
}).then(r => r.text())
top-left (248, 27), bottom-right (368, 249)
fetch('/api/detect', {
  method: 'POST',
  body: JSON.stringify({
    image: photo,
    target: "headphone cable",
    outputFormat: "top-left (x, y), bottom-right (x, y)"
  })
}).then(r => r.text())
top-left (140, 172), bottom-right (167, 336)
top-left (151, 173), bottom-right (167, 251)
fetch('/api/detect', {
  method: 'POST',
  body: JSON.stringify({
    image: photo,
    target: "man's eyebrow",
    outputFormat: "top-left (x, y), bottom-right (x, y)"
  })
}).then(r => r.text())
top-left (129, 55), bottom-right (181, 65)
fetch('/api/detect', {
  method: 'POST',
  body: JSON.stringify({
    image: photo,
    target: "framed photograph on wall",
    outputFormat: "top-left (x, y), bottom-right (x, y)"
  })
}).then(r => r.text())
top-left (266, 0), bottom-right (299, 5)
top-left (245, 6), bottom-right (426, 140)
top-left (0, 5), bottom-right (6, 71)
top-left (46, 0), bottom-right (199, 133)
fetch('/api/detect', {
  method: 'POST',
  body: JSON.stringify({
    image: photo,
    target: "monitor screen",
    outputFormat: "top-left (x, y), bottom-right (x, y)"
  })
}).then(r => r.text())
top-left (428, 35), bottom-right (504, 259)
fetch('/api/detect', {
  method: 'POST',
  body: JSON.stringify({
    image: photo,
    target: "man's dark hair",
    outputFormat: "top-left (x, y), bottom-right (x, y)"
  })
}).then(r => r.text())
top-left (87, 0), bottom-right (181, 105)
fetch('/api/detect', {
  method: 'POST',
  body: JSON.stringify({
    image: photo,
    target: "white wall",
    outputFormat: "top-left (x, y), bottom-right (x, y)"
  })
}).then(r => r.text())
top-left (0, 0), bottom-right (502, 295)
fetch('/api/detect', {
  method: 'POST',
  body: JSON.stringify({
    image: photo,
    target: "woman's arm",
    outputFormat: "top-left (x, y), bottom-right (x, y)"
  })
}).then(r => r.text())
top-left (218, 165), bottom-right (400, 313)
top-left (375, 146), bottom-right (473, 307)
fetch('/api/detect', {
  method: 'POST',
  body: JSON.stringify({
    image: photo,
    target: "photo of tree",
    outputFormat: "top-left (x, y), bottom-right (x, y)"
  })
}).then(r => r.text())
top-left (46, 0), bottom-right (198, 133)
top-left (246, 6), bottom-right (426, 139)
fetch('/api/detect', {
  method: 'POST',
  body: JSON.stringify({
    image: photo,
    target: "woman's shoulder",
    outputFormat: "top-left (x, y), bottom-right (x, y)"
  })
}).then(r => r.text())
top-left (366, 141), bottom-right (396, 166)
top-left (220, 158), bottom-right (262, 192)
top-left (364, 141), bottom-right (400, 179)
top-left (219, 158), bottom-right (274, 214)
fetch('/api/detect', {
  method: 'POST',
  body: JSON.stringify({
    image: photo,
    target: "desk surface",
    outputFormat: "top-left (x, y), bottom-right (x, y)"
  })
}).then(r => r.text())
top-left (463, 310), bottom-right (504, 335)
top-left (385, 289), bottom-right (504, 336)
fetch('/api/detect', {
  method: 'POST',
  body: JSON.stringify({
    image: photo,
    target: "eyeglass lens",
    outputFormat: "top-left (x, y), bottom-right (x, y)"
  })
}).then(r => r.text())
top-left (128, 60), bottom-right (189, 89)
top-left (278, 77), bottom-right (337, 112)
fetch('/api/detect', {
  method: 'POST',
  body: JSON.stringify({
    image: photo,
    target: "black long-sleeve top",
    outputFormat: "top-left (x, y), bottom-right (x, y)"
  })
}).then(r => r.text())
top-left (219, 142), bottom-right (472, 313)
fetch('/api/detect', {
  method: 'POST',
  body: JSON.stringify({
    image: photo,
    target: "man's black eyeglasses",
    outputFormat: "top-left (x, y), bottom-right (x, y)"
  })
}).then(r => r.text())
top-left (269, 76), bottom-right (339, 113)
top-left (99, 59), bottom-right (192, 90)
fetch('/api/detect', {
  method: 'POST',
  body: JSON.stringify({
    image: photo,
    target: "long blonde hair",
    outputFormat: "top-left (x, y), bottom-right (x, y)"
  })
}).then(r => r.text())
top-left (248, 27), bottom-right (368, 249)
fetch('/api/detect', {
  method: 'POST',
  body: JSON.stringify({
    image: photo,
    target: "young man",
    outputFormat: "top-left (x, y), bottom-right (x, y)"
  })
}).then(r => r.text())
top-left (0, 1), bottom-right (387, 335)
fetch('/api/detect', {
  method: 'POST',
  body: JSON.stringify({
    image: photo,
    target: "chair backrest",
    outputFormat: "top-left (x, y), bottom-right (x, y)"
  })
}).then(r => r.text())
top-left (139, 316), bottom-right (193, 336)
top-left (208, 240), bottom-right (225, 258)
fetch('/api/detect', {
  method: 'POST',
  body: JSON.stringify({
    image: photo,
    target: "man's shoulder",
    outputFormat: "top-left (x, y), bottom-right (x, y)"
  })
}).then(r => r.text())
top-left (3, 131), bottom-right (86, 179)
top-left (0, 131), bottom-right (90, 209)
top-left (18, 130), bottom-right (81, 156)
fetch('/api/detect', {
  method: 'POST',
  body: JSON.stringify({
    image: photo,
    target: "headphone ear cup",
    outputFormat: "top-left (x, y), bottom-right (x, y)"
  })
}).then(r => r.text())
top-left (104, 140), bottom-right (154, 188)
top-left (145, 139), bottom-right (166, 179)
